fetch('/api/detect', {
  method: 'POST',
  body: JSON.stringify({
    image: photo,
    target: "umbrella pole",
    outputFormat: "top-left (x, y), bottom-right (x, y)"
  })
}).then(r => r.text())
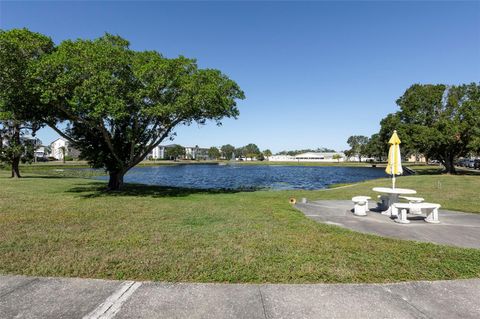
top-left (392, 175), bottom-right (396, 189)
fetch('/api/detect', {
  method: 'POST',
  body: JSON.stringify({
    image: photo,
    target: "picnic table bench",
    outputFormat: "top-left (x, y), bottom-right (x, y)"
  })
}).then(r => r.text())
top-left (352, 196), bottom-right (371, 216)
top-left (392, 202), bottom-right (441, 224)
top-left (399, 196), bottom-right (425, 214)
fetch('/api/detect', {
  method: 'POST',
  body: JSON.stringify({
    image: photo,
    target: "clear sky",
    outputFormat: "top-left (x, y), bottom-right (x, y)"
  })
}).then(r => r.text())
top-left (1, 1), bottom-right (479, 152)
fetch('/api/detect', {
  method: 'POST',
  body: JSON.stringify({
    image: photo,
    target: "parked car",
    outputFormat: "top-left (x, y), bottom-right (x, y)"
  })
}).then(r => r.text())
top-left (467, 159), bottom-right (475, 168)
top-left (456, 158), bottom-right (466, 167)
top-left (474, 159), bottom-right (480, 170)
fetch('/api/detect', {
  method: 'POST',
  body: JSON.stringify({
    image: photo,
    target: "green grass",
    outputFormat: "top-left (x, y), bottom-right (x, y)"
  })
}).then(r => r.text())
top-left (14, 160), bottom-right (221, 178)
top-left (0, 170), bottom-right (479, 284)
top-left (312, 174), bottom-right (480, 213)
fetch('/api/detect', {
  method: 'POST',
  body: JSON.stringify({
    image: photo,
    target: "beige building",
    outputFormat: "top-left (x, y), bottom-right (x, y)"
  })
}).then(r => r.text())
top-left (406, 154), bottom-right (426, 163)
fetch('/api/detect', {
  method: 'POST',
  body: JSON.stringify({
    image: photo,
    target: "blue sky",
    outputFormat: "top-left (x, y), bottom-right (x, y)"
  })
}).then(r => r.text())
top-left (1, 1), bottom-right (479, 152)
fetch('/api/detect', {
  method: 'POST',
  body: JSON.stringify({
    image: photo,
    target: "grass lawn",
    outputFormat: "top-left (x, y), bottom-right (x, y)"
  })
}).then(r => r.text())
top-left (0, 169), bottom-right (479, 284)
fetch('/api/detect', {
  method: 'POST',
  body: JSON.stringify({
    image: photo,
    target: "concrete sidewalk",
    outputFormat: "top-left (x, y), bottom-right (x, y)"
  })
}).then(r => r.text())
top-left (295, 200), bottom-right (480, 249)
top-left (0, 274), bottom-right (479, 318)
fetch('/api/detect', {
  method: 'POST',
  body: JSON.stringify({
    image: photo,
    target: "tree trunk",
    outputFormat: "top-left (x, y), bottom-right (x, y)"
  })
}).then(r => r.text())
top-left (107, 170), bottom-right (125, 190)
top-left (11, 123), bottom-right (21, 178)
top-left (443, 157), bottom-right (456, 174)
top-left (11, 157), bottom-right (21, 178)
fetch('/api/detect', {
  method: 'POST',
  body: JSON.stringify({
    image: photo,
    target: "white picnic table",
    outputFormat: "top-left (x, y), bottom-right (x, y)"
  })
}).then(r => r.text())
top-left (372, 187), bottom-right (417, 216)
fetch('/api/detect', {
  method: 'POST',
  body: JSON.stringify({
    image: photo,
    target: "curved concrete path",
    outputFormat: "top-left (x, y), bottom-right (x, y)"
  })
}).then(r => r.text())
top-left (0, 274), bottom-right (479, 318)
top-left (295, 200), bottom-right (480, 249)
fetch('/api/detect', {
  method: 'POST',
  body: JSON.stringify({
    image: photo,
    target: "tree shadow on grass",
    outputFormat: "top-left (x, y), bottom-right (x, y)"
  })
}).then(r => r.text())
top-left (67, 182), bottom-right (258, 199)
top-left (416, 169), bottom-right (480, 176)
top-left (408, 165), bottom-right (480, 176)
top-left (0, 174), bottom-right (74, 179)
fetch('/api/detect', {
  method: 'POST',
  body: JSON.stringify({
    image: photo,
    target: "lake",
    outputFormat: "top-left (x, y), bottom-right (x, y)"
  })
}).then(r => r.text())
top-left (96, 164), bottom-right (387, 190)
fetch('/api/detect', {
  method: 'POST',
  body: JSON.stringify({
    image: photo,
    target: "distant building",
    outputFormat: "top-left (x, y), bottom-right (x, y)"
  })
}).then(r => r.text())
top-left (34, 146), bottom-right (48, 161)
top-left (148, 144), bottom-right (211, 160)
top-left (150, 145), bottom-right (166, 159)
top-left (268, 155), bottom-right (296, 161)
top-left (149, 144), bottom-right (175, 160)
top-left (49, 138), bottom-right (80, 160)
top-left (406, 154), bottom-right (426, 163)
top-left (269, 152), bottom-right (345, 162)
top-left (185, 146), bottom-right (210, 160)
top-left (1, 135), bottom-right (45, 160)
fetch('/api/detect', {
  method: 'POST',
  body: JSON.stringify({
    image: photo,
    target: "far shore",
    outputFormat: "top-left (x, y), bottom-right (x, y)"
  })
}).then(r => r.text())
top-left (22, 159), bottom-right (425, 168)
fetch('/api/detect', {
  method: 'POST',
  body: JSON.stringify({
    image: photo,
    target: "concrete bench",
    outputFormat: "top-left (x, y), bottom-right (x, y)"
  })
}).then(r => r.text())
top-left (352, 196), bottom-right (371, 216)
top-left (399, 196), bottom-right (425, 215)
top-left (392, 202), bottom-right (441, 224)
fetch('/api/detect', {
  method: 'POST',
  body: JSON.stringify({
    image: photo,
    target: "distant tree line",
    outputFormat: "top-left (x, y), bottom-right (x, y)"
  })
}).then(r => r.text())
top-left (276, 147), bottom-right (336, 156)
top-left (152, 143), bottom-right (271, 162)
top-left (222, 143), bottom-right (268, 161)
top-left (218, 143), bottom-right (272, 161)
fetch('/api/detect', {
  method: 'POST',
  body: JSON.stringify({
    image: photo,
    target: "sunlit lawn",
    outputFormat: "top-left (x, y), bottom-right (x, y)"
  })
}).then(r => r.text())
top-left (0, 168), bottom-right (479, 283)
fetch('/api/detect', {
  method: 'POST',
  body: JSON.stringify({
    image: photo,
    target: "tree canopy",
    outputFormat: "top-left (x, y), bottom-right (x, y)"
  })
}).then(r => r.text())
top-left (208, 147), bottom-right (221, 160)
top-left (220, 144), bottom-right (235, 160)
top-left (379, 83), bottom-right (480, 173)
top-left (363, 133), bottom-right (385, 161)
top-left (165, 145), bottom-right (185, 161)
top-left (32, 33), bottom-right (244, 189)
top-left (242, 143), bottom-right (261, 159)
top-left (346, 135), bottom-right (369, 161)
top-left (0, 29), bottom-right (54, 177)
top-left (332, 154), bottom-right (342, 162)
top-left (262, 149), bottom-right (272, 158)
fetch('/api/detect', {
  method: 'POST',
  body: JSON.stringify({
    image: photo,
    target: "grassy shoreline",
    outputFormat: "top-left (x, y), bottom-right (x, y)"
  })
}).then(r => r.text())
top-left (0, 170), bottom-right (479, 284)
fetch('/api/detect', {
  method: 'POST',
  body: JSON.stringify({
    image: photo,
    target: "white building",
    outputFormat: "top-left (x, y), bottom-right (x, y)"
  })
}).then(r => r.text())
top-left (185, 146), bottom-right (197, 159)
top-left (148, 144), bottom-right (212, 160)
top-left (49, 138), bottom-right (79, 160)
top-left (150, 145), bottom-right (167, 159)
top-left (34, 146), bottom-right (47, 161)
top-left (269, 152), bottom-right (345, 162)
top-left (267, 154), bottom-right (296, 162)
top-left (149, 144), bottom-right (180, 160)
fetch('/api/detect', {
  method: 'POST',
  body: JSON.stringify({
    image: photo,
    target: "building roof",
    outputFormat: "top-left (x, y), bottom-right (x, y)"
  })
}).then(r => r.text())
top-left (50, 137), bottom-right (68, 144)
top-left (295, 152), bottom-right (344, 158)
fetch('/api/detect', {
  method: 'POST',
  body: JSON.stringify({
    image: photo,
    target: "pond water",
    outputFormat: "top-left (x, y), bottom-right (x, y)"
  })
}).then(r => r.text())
top-left (95, 164), bottom-right (387, 190)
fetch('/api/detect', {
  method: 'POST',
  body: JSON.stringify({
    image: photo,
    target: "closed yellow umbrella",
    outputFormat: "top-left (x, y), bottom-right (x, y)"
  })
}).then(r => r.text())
top-left (385, 130), bottom-right (403, 189)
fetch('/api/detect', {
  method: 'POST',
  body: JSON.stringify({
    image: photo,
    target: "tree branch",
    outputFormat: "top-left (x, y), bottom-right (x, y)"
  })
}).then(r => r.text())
top-left (46, 122), bottom-right (77, 144)
top-left (99, 120), bottom-right (123, 166)
top-left (128, 119), bottom-right (181, 169)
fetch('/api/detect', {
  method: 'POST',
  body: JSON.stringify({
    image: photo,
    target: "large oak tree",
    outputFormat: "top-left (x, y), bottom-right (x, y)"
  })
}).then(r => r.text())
top-left (380, 83), bottom-right (480, 173)
top-left (0, 29), bottom-right (54, 177)
top-left (35, 34), bottom-right (244, 189)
